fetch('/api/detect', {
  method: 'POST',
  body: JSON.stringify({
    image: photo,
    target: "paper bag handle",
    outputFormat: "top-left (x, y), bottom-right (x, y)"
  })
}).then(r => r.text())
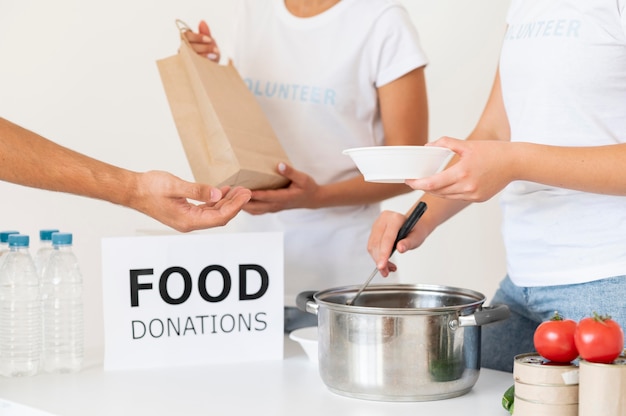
top-left (176, 19), bottom-right (191, 34)
top-left (173, 19), bottom-right (232, 67)
top-left (175, 19), bottom-right (194, 46)
top-left (174, 19), bottom-right (204, 58)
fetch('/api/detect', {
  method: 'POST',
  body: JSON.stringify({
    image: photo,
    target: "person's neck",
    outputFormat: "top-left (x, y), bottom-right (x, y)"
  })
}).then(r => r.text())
top-left (284, 0), bottom-right (341, 17)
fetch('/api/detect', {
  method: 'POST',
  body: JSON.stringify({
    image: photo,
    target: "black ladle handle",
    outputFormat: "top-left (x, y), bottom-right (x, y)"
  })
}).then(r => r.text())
top-left (391, 201), bottom-right (428, 256)
top-left (346, 201), bottom-right (428, 306)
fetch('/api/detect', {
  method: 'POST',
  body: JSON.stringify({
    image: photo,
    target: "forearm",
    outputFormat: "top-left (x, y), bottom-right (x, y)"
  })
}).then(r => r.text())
top-left (313, 176), bottom-right (414, 208)
top-left (0, 117), bottom-right (138, 206)
top-left (414, 194), bottom-right (470, 236)
top-left (416, 143), bottom-right (626, 234)
top-left (509, 142), bottom-right (626, 196)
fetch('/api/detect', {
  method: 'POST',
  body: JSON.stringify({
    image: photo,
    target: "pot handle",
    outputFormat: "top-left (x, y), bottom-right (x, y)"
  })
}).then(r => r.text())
top-left (295, 291), bottom-right (319, 315)
top-left (455, 304), bottom-right (510, 328)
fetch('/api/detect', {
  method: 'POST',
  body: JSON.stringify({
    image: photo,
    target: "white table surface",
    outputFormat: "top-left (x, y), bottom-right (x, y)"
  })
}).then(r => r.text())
top-left (0, 336), bottom-right (513, 416)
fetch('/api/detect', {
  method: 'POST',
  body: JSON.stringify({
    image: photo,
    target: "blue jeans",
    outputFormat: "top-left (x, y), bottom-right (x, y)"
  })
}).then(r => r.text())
top-left (481, 275), bottom-right (626, 372)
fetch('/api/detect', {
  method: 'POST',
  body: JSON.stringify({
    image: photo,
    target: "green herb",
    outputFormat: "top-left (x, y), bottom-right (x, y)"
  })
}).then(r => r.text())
top-left (502, 384), bottom-right (514, 414)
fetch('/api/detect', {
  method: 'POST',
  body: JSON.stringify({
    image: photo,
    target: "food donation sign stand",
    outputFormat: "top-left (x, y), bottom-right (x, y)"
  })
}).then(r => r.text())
top-left (101, 232), bottom-right (284, 371)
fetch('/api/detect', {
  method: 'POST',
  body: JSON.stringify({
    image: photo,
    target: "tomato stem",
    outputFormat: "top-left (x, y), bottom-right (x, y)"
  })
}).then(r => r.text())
top-left (592, 311), bottom-right (612, 324)
top-left (551, 311), bottom-right (564, 321)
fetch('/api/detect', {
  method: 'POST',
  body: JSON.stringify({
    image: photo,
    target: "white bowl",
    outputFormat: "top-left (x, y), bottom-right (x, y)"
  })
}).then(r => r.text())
top-left (289, 327), bottom-right (318, 364)
top-left (343, 146), bottom-right (455, 183)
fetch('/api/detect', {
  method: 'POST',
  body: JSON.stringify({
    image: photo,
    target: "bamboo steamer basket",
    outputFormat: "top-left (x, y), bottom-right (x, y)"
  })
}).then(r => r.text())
top-left (515, 380), bottom-right (578, 404)
top-left (514, 397), bottom-right (578, 416)
top-left (513, 353), bottom-right (579, 385)
top-left (579, 353), bottom-right (626, 416)
top-left (513, 353), bottom-right (579, 416)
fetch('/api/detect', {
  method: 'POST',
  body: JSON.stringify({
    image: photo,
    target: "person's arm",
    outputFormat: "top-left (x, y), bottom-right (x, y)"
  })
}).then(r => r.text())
top-left (410, 68), bottom-right (626, 200)
top-left (243, 66), bottom-right (429, 214)
top-left (367, 68), bottom-right (509, 274)
top-left (0, 118), bottom-right (251, 232)
top-left (310, 65), bottom-right (430, 207)
top-left (371, 64), bottom-right (626, 272)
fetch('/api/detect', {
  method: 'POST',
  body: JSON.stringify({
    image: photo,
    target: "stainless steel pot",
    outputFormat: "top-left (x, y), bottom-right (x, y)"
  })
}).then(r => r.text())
top-left (296, 283), bottom-right (510, 402)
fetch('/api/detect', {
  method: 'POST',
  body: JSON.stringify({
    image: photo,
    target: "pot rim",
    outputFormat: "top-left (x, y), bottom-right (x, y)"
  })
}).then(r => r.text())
top-left (312, 283), bottom-right (486, 315)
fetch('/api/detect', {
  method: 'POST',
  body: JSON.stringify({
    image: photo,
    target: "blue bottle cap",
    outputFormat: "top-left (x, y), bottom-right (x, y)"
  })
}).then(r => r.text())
top-left (52, 232), bottom-right (73, 246)
top-left (8, 234), bottom-right (29, 247)
top-left (0, 231), bottom-right (20, 243)
top-left (39, 229), bottom-right (60, 241)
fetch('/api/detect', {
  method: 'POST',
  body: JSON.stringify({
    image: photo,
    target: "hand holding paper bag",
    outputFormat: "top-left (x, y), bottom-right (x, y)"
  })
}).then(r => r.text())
top-left (157, 20), bottom-right (291, 191)
top-left (183, 20), bottom-right (221, 62)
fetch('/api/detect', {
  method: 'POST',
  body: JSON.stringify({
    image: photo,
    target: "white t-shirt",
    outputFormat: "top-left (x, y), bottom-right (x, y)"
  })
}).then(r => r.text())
top-left (223, 0), bottom-right (428, 303)
top-left (500, 0), bottom-right (626, 286)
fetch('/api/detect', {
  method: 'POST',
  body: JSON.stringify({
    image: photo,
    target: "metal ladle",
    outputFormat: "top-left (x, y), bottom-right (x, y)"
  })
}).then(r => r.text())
top-left (346, 201), bottom-right (428, 306)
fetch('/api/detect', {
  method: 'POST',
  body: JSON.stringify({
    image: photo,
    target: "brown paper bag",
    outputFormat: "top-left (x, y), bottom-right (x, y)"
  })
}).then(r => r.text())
top-left (156, 20), bottom-right (290, 190)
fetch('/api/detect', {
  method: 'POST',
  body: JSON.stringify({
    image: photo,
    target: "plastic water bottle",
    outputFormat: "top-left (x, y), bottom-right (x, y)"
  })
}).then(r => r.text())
top-left (41, 232), bottom-right (83, 373)
top-left (0, 230), bottom-right (20, 261)
top-left (0, 234), bottom-right (42, 377)
top-left (34, 229), bottom-right (59, 276)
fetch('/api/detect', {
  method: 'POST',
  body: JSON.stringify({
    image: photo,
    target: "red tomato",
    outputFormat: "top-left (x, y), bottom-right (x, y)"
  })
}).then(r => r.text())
top-left (574, 313), bottom-right (624, 364)
top-left (533, 312), bottom-right (578, 363)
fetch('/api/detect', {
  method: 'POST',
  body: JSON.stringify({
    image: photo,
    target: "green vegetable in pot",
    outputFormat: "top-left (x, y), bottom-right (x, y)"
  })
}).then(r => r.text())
top-left (427, 321), bottom-right (465, 381)
top-left (428, 358), bottom-right (465, 381)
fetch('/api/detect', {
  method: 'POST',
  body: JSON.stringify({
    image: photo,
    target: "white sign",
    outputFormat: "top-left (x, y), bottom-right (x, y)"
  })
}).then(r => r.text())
top-left (101, 232), bottom-right (284, 371)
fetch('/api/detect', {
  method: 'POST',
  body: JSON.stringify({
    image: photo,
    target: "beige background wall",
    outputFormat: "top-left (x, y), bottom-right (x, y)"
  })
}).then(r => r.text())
top-left (0, 0), bottom-right (510, 351)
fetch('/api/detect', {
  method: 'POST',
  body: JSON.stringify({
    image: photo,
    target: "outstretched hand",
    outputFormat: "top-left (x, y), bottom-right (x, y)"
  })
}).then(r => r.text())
top-left (131, 171), bottom-right (251, 232)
